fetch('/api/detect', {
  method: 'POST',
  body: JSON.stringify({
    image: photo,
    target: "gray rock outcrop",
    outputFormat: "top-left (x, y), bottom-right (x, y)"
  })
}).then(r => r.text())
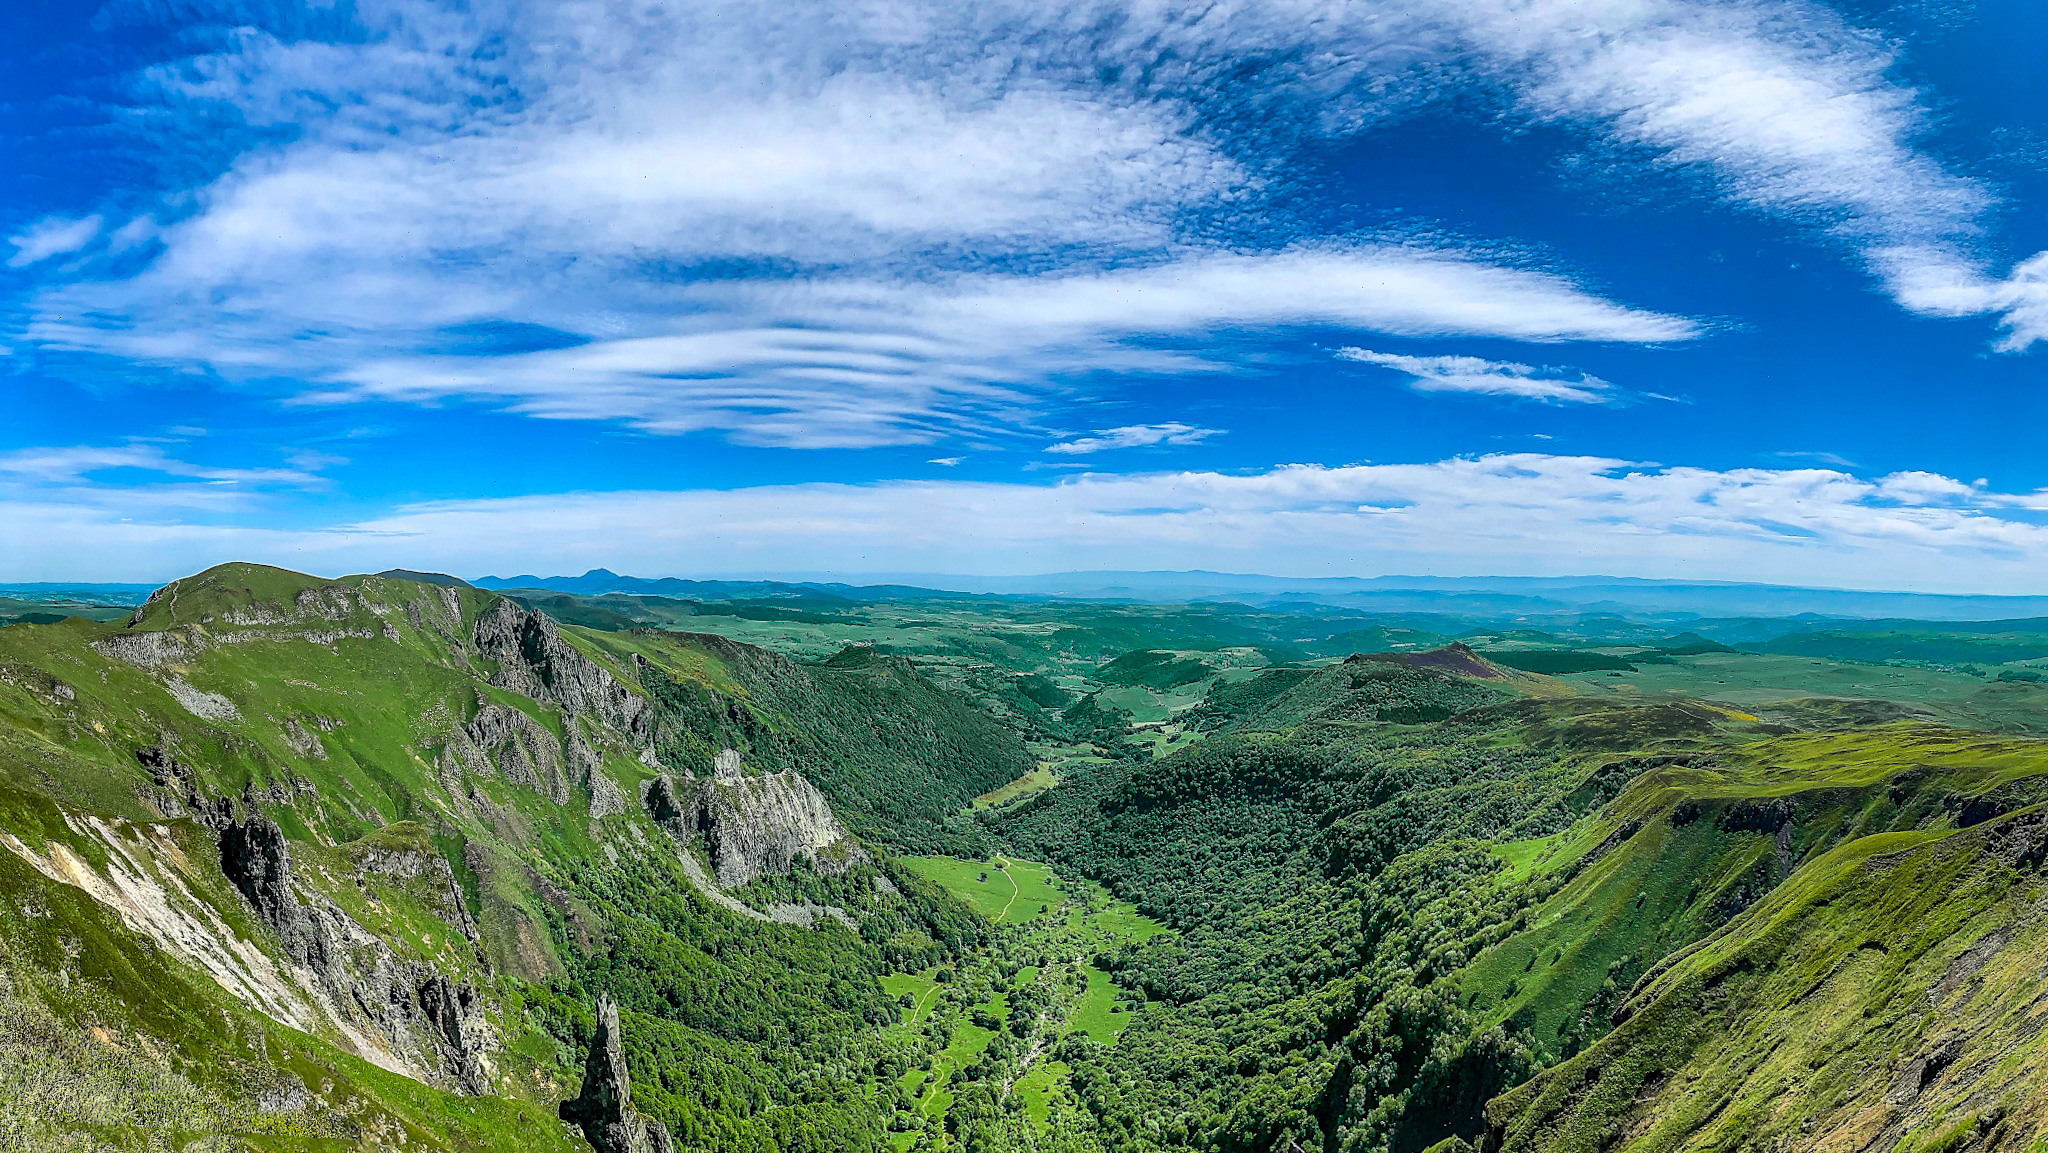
top-left (219, 816), bottom-right (328, 963)
top-left (461, 702), bottom-right (573, 803)
top-left (645, 754), bottom-right (865, 888)
top-left (560, 994), bottom-right (675, 1153)
top-left (217, 814), bottom-right (495, 1093)
top-left (472, 600), bottom-right (652, 743)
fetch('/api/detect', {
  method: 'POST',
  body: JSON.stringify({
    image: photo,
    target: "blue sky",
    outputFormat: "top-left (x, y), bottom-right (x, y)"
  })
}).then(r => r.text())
top-left (3, 0), bottom-right (2047, 589)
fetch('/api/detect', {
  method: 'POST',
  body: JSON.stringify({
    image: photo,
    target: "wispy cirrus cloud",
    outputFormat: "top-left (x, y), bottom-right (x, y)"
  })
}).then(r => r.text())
top-left (8, 0), bottom-right (2041, 453)
top-left (7, 454), bottom-right (2048, 592)
top-left (0, 443), bottom-right (332, 487)
top-left (6, 215), bottom-right (103, 269)
top-left (279, 247), bottom-right (1693, 446)
top-left (1046, 422), bottom-right (1222, 455)
top-left (1335, 348), bottom-right (1627, 404)
top-left (1429, 0), bottom-right (2047, 346)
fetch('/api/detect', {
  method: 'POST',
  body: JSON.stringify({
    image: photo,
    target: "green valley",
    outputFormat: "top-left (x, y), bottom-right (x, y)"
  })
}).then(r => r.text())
top-left (7, 565), bottom-right (2048, 1150)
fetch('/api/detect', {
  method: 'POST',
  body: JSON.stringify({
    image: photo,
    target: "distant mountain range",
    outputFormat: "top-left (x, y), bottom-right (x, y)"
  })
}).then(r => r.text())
top-left (469, 567), bottom-right (989, 603)
top-left (17, 567), bottom-right (2048, 622)
top-left (469, 568), bottom-right (2048, 622)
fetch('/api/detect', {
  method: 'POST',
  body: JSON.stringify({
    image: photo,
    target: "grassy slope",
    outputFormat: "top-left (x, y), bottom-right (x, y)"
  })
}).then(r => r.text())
top-left (1484, 725), bottom-right (2048, 1152)
top-left (0, 567), bottom-right (582, 1149)
top-left (1553, 650), bottom-right (2048, 735)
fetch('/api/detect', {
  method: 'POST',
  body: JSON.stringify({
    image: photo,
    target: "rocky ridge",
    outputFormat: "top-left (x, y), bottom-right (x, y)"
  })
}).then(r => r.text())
top-left (473, 599), bottom-right (653, 745)
top-left (219, 813), bottom-right (497, 1093)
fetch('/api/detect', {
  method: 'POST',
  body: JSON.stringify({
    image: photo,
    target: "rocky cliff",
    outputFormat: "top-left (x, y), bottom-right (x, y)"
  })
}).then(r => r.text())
top-left (219, 813), bottom-right (497, 1093)
top-left (646, 750), bottom-right (865, 888)
top-left (474, 599), bottom-right (653, 744)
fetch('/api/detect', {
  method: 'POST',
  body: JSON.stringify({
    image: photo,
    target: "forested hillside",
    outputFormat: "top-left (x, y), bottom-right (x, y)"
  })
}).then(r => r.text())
top-left (6, 566), bottom-right (2048, 1151)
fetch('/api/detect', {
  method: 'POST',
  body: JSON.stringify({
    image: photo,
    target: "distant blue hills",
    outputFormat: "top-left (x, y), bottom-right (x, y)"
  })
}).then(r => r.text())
top-left (18, 567), bottom-right (2048, 623)
top-left (469, 567), bottom-right (2048, 623)
top-left (471, 568), bottom-right (987, 603)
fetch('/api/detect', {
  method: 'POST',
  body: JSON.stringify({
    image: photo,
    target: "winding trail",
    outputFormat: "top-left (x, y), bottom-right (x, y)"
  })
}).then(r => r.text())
top-left (993, 856), bottom-right (1021, 922)
top-left (911, 982), bottom-right (942, 1026)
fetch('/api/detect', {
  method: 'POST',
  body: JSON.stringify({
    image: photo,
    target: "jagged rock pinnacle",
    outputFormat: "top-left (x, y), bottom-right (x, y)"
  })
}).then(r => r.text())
top-left (560, 994), bottom-right (675, 1153)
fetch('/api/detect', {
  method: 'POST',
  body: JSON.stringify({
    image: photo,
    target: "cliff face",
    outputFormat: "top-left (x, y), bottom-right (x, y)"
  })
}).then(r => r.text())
top-left (219, 814), bottom-right (497, 1094)
top-left (473, 600), bottom-right (652, 744)
top-left (459, 701), bottom-right (573, 804)
top-left (646, 751), bottom-right (866, 888)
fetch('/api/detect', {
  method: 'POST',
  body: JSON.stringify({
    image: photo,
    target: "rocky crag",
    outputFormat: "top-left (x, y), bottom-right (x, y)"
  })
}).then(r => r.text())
top-left (559, 995), bottom-right (676, 1153)
top-left (474, 599), bottom-right (653, 745)
top-left (219, 812), bottom-right (497, 1093)
top-left (645, 748), bottom-right (866, 888)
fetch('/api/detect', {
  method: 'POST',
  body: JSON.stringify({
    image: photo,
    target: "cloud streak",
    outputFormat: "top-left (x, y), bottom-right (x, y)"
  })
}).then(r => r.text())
top-left (1046, 422), bottom-right (1222, 454)
top-left (0, 443), bottom-right (333, 489)
top-left (8, 454), bottom-right (2048, 593)
top-left (1336, 348), bottom-right (1626, 404)
top-left (269, 246), bottom-right (1693, 446)
top-left (7, 216), bottom-right (103, 268)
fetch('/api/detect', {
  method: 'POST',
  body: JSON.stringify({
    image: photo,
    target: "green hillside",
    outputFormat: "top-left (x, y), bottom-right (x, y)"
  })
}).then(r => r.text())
top-left (9, 566), bottom-right (2048, 1152)
top-left (0, 564), bottom-right (1021, 1150)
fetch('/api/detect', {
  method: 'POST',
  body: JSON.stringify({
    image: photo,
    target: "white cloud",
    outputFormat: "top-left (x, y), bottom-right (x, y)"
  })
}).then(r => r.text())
top-left (1047, 422), bottom-right (1222, 455)
top-left (1150, 0), bottom-right (2048, 344)
top-left (10, 0), bottom-right (2041, 454)
top-left (1872, 470), bottom-right (1976, 505)
top-left (9, 455), bottom-right (2048, 593)
top-left (9, 1), bottom-right (1716, 448)
top-left (1437, 0), bottom-right (2047, 345)
top-left (0, 443), bottom-right (333, 490)
top-left (1336, 348), bottom-right (1622, 404)
top-left (936, 247), bottom-right (1699, 344)
top-left (7, 215), bottom-right (103, 268)
top-left (276, 246), bottom-right (1692, 446)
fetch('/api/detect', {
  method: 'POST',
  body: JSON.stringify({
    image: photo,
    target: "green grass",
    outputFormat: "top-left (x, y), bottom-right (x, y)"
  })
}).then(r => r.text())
top-left (1489, 834), bottom-right (1557, 882)
top-left (1068, 965), bottom-right (1133, 1044)
top-left (1555, 650), bottom-right (2048, 734)
top-left (909, 1005), bottom-right (1000, 1121)
top-left (880, 972), bottom-right (943, 1027)
top-left (1096, 684), bottom-right (1173, 723)
top-left (892, 850), bottom-right (1168, 1133)
top-left (899, 856), bottom-right (1016, 920)
top-left (1010, 1060), bottom-right (1069, 1127)
top-left (899, 855), bottom-right (1067, 925)
top-left (971, 766), bottom-right (1061, 810)
top-left (1478, 719), bottom-right (2048, 1152)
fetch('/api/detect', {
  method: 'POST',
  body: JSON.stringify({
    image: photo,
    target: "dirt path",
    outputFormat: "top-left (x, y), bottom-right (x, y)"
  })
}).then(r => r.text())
top-left (994, 855), bottom-right (1022, 922)
top-left (911, 983), bottom-right (942, 1026)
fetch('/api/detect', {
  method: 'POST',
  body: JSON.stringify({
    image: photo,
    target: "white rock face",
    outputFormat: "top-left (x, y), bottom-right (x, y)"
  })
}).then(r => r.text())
top-left (163, 676), bottom-right (240, 721)
top-left (645, 752), bottom-right (865, 888)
